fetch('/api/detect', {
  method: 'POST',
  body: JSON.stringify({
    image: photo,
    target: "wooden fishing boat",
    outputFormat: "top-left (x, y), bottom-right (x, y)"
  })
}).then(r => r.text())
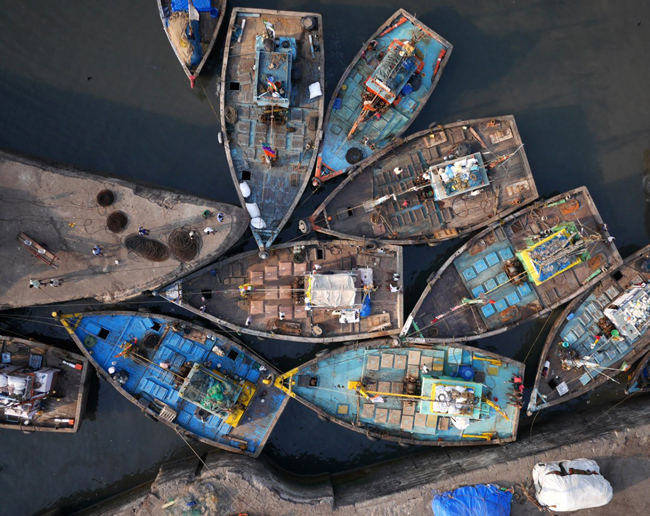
top-left (304, 116), bottom-right (537, 244)
top-left (274, 337), bottom-right (523, 446)
top-left (220, 8), bottom-right (325, 256)
top-left (313, 9), bottom-right (452, 185)
top-left (0, 150), bottom-right (248, 310)
top-left (526, 245), bottom-right (650, 412)
top-left (157, 0), bottom-right (227, 87)
top-left (59, 312), bottom-right (288, 457)
top-left (0, 335), bottom-right (90, 433)
top-left (403, 187), bottom-right (622, 343)
top-left (160, 240), bottom-right (403, 343)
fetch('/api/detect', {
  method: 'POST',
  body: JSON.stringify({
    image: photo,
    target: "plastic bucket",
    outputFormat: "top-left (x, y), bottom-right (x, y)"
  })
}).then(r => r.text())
top-left (210, 8), bottom-right (219, 18)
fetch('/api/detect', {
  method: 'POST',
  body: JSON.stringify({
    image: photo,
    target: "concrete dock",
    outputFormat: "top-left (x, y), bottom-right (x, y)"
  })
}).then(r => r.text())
top-left (76, 395), bottom-right (650, 515)
top-left (0, 151), bottom-right (248, 309)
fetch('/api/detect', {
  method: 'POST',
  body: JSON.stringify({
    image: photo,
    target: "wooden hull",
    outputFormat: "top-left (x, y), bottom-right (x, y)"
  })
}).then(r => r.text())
top-left (275, 337), bottom-right (523, 446)
top-left (157, 0), bottom-right (227, 86)
top-left (314, 9), bottom-right (452, 183)
top-left (403, 187), bottom-right (622, 343)
top-left (60, 312), bottom-right (288, 457)
top-left (220, 8), bottom-right (325, 252)
top-left (0, 336), bottom-right (90, 433)
top-left (526, 245), bottom-right (650, 412)
top-left (308, 116), bottom-right (538, 245)
top-left (160, 239), bottom-right (404, 343)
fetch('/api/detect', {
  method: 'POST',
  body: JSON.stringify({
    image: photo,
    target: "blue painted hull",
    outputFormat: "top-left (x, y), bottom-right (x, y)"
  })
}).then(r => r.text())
top-left (60, 312), bottom-right (287, 457)
top-left (276, 338), bottom-right (523, 446)
top-left (315, 9), bottom-right (452, 182)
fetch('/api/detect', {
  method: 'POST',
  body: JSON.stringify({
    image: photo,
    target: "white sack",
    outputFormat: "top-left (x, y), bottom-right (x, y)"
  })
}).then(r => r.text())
top-left (309, 82), bottom-right (323, 99)
top-left (239, 182), bottom-right (251, 198)
top-left (533, 458), bottom-right (612, 512)
top-left (245, 202), bottom-right (261, 218)
top-left (251, 217), bottom-right (267, 229)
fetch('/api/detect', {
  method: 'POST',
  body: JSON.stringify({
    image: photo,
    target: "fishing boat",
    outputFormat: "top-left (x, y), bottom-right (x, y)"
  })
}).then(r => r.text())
top-left (274, 337), bottom-right (523, 446)
top-left (527, 245), bottom-right (650, 412)
top-left (0, 150), bottom-right (248, 310)
top-left (402, 187), bottom-right (622, 343)
top-left (159, 240), bottom-right (403, 343)
top-left (157, 0), bottom-right (226, 87)
top-left (313, 9), bottom-right (452, 185)
top-left (304, 117), bottom-right (537, 244)
top-left (220, 8), bottom-right (325, 256)
top-left (59, 312), bottom-right (288, 457)
top-left (0, 335), bottom-right (90, 433)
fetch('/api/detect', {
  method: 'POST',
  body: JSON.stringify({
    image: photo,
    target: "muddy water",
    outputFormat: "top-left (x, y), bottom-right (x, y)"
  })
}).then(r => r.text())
top-left (0, 0), bottom-right (649, 513)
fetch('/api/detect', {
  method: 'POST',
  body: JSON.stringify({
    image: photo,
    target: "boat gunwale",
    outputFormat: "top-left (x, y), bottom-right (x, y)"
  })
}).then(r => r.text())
top-left (61, 311), bottom-right (288, 457)
top-left (528, 244), bottom-right (650, 412)
top-left (0, 335), bottom-right (90, 433)
top-left (401, 186), bottom-right (622, 343)
top-left (219, 7), bottom-right (326, 251)
top-left (281, 336), bottom-right (523, 446)
top-left (160, 239), bottom-right (404, 344)
top-left (308, 116), bottom-right (539, 245)
top-left (314, 8), bottom-right (453, 182)
top-left (156, 0), bottom-right (228, 83)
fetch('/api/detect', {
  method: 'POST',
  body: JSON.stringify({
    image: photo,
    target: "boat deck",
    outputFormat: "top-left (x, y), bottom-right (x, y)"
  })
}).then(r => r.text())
top-left (0, 151), bottom-right (247, 309)
top-left (221, 8), bottom-right (324, 250)
top-left (404, 187), bottom-right (622, 342)
top-left (280, 338), bottom-right (522, 445)
top-left (529, 246), bottom-right (650, 412)
top-left (161, 240), bottom-right (403, 343)
top-left (316, 9), bottom-right (452, 181)
top-left (312, 117), bottom-right (537, 244)
top-left (63, 313), bottom-right (287, 457)
top-left (0, 336), bottom-right (89, 433)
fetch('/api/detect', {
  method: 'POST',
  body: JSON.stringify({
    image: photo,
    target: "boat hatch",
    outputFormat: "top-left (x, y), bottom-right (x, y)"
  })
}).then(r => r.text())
top-left (179, 363), bottom-right (242, 418)
top-left (254, 36), bottom-right (296, 108)
top-left (297, 375), bottom-right (318, 387)
top-left (365, 39), bottom-right (423, 105)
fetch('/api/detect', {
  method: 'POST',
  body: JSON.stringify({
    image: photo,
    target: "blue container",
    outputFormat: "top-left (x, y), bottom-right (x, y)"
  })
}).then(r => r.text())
top-left (458, 365), bottom-right (475, 381)
top-left (210, 8), bottom-right (219, 18)
top-left (401, 84), bottom-right (414, 96)
top-left (333, 98), bottom-right (342, 110)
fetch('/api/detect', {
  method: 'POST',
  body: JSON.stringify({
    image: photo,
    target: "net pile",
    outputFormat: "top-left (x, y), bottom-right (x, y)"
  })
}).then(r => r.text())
top-left (124, 234), bottom-right (170, 262)
top-left (106, 211), bottom-right (128, 233)
top-left (168, 227), bottom-right (201, 262)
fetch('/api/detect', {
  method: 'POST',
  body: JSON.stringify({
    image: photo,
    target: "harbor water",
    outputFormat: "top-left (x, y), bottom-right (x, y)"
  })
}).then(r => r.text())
top-left (0, 0), bottom-right (649, 513)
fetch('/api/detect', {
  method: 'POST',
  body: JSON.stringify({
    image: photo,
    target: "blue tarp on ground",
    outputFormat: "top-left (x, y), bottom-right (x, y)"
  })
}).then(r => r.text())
top-left (432, 485), bottom-right (512, 516)
top-left (171, 0), bottom-right (212, 12)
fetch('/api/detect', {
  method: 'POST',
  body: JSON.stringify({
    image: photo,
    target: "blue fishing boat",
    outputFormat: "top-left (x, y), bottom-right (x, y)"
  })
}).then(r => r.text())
top-left (313, 9), bottom-right (452, 185)
top-left (275, 338), bottom-right (523, 446)
top-left (59, 312), bottom-right (288, 456)
top-left (157, 0), bottom-right (226, 87)
top-left (527, 245), bottom-right (650, 412)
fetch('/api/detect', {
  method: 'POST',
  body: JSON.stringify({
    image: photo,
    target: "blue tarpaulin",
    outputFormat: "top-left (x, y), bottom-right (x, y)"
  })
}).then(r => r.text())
top-left (432, 485), bottom-right (512, 516)
top-left (171, 0), bottom-right (212, 12)
top-left (360, 295), bottom-right (371, 317)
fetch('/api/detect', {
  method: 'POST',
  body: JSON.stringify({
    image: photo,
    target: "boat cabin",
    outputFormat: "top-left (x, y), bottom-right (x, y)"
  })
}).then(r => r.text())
top-left (253, 35), bottom-right (296, 109)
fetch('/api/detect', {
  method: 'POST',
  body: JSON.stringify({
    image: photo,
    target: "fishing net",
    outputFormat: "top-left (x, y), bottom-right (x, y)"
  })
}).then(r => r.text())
top-left (124, 234), bottom-right (170, 262)
top-left (96, 189), bottom-right (115, 207)
top-left (167, 12), bottom-right (194, 66)
top-left (106, 211), bottom-right (129, 233)
top-left (168, 227), bottom-right (201, 262)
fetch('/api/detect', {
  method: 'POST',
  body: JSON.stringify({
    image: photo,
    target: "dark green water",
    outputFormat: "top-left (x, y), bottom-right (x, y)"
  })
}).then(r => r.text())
top-left (0, 1), bottom-right (649, 514)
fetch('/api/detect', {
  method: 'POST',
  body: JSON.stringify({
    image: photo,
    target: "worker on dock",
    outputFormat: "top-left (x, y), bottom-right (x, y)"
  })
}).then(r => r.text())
top-left (138, 227), bottom-right (150, 236)
top-left (92, 245), bottom-right (103, 257)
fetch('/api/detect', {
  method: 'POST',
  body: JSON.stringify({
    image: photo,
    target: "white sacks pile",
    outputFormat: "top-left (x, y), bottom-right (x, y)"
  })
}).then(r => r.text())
top-left (533, 458), bottom-right (613, 511)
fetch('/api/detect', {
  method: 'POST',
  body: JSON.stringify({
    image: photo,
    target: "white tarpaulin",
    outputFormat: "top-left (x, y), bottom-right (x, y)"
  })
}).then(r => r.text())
top-left (308, 274), bottom-right (356, 308)
top-left (533, 459), bottom-right (612, 512)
